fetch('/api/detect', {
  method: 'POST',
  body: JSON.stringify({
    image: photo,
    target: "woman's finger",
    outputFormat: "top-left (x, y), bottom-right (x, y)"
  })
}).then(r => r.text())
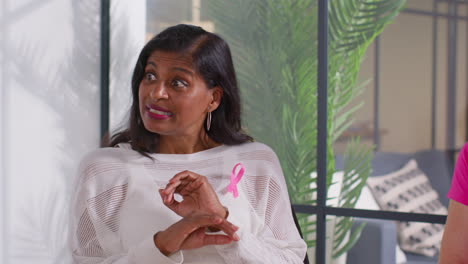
top-left (169, 170), bottom-right (198, 184)
top-left (159, 189), bottom-right (180, 210)
top-left (158, 188), bottom-right (171, 206)
top-left (174, 179), bottom-right (192, 194)
top-left (163, 171), bottom-right (198, 197)
top-left (178, 177), bottom-right (205, 195)
top-left (166, 179), bottom-right (194, 203)
top-left (208, 218), bottom-right (240, 241)
top-left (156, 214), bottom-right (225, 254)
top-left (163, 179), bottom-right (190, 203)
top-left (179, 227), bottom-right (234, 251)
top-left (162, 180), bottom-right (182, 196)
top-left (185, 176), bottom-right (205, 192)
top-left (185, 214), bottom-right (224, 229)
top-left (167, 175), bottom-right (205, 199)
top-left (202, 234), bottom-right (233, 246)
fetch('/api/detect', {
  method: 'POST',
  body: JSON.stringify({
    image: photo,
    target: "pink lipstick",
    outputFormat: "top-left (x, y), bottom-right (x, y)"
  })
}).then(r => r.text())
top-left (146, 105), bottom-right (173, 120)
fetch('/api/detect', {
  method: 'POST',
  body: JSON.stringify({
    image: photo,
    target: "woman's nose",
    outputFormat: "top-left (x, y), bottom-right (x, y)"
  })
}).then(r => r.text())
top-left (150, 82), bottom-right (169, 100)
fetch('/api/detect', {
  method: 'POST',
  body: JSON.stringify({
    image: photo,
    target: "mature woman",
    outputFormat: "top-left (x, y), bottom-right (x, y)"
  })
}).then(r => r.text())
top-left (70, 24), bottom-right (307, 263)
top-left (439, 143), bottom-right (468, 263)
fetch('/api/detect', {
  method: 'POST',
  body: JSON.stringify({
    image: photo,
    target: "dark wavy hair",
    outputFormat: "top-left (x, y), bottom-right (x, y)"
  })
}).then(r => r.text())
top-left (109, 24), bottom-right (253, 155)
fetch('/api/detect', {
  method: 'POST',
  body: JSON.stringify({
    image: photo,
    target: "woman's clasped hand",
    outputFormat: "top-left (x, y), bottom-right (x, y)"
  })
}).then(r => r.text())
top-left (155, 170), bottom-right (239, 256)
top-left (153, 213), bottom-right (239, 256)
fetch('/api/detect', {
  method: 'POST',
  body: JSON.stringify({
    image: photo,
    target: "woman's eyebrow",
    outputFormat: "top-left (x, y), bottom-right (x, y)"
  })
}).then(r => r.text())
top-left (172, 67), bottom-right (194, 76)
top-left (146, 61), bottom-right (193, 76)
top-left (146, 61), bottom-right (157, 68)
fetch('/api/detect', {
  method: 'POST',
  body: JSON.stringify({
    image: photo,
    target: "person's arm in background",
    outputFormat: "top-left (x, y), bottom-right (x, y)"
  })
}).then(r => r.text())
top-left (440, 143), bottom-right (468, 263)
top-left (439, 200), bottom-right (468, 263)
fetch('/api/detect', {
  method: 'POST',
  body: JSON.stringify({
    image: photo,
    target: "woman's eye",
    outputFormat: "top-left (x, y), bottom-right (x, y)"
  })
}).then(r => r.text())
top-left (173, 79), bottom-right (188, 88)
top-left (145, 73), bottom-right (156, 81)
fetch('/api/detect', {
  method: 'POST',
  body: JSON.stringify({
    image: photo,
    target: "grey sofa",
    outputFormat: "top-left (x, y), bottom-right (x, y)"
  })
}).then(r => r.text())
top-left (341, 149), bottom-right (453, 264)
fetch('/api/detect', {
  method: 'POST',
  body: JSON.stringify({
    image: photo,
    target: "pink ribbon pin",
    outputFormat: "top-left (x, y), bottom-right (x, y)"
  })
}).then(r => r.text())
top-left (228, 163), bottom-right (245, 198)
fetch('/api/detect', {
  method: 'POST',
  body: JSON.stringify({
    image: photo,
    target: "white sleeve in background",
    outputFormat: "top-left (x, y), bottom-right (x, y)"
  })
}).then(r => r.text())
top-left (69, 152), bottom-right (183, 264)
top-left (216, 146), bottom-right (307, 263)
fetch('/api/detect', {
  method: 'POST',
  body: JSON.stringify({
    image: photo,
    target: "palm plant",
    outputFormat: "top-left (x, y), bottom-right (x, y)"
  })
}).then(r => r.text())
top-left (205, 0), bottom-right (406, 261)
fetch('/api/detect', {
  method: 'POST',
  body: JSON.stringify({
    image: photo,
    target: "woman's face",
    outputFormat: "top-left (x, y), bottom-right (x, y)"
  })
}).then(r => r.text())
top-left (138, 50), bottom-right (221, 137)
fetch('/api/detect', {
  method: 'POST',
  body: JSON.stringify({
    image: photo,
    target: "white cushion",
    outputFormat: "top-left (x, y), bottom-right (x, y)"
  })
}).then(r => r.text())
top-left (355, 185), bottom-right (380, 210)
top-left (367, 159), bottom-right (447, 257)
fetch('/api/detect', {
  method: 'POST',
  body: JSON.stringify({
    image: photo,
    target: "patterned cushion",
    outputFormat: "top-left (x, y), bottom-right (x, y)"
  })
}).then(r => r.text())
top-left (367, 159), bottom-right (447, 257)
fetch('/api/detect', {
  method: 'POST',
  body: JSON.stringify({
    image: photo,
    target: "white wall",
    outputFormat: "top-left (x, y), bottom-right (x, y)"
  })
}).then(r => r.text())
top-left (110, 0), bottom-right (147, 132)
top-left (0, 0), bottom-right (145, 263)
top-left (354, 0), bottom-right (467, 153)
top-left (1, 0), bottom-right (100, 263)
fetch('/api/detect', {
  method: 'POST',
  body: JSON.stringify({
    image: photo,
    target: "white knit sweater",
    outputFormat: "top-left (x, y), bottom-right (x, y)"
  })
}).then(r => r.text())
top-left (69, 141), bottom-right (307, 263)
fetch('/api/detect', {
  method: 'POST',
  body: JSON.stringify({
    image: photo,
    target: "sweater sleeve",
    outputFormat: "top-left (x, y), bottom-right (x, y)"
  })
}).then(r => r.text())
top-left (215, 146), bottom-right (307, 263)
top-left (69, 150), bottom-right (184, 264)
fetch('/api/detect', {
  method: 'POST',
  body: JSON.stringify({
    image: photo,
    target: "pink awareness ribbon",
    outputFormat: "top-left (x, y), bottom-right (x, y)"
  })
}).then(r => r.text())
top-left (228, 163), bottom-right (245, 198)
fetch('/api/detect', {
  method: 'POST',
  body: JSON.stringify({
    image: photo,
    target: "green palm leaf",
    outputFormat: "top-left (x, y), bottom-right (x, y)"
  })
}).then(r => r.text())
top-left (331, 138), bottom-right (373, 257)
